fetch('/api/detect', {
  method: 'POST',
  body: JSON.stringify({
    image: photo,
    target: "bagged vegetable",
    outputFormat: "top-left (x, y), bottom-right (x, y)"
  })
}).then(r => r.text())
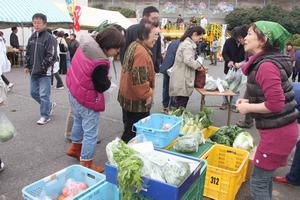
top-left (233, 131), bottom-right (254, 151)
top-left (0, 112), bottom-right (16, 143)
top-left (58, 179), bottom-right (88, 200)
top-left (173, 134), bottom-right (199, 153)
top-left (204, 76), bottom-right (217, 91)
top-left (162, 159), bottom-right (190, 186)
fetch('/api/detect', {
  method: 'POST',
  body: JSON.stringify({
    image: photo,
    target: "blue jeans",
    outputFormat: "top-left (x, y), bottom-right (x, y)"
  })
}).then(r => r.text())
top-left (286, 140), bottom-right (300, 185)
top-left (69, 94), bottom-right (100, 161)
top-left (162, 74), bottom-right (175, 108)
top-left (250, 166), bottom-right (275, 200)
top-left (30, 76), bottom-right (52, 118)
top-left (222, 92), bottom-right (239, 107)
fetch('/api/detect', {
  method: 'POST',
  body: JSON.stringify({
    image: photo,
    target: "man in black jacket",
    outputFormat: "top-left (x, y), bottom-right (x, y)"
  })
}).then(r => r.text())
top-left (120, 6), bottom-right (161, 73)
top-left (222, 26), bottom-right (246, 75)
top-left (10, 27), bottom-right (19, 65)
top-left (25, 13), bottom-right (57, 125)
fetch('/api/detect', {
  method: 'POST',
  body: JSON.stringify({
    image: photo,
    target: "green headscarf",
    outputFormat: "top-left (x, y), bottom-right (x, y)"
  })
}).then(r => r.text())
top-left (255, 21), bottom-right (290, 52)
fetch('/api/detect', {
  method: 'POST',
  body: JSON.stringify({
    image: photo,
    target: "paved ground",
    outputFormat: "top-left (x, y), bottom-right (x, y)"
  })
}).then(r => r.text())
top-left (0, 60), bottom-right (299, 200)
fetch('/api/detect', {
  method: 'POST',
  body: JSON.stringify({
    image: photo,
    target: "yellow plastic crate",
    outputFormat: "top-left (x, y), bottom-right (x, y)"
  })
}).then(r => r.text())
top-left (201, 144), bottom-right (249, 200)
top-left (202, 126), bottom-right (219, 139)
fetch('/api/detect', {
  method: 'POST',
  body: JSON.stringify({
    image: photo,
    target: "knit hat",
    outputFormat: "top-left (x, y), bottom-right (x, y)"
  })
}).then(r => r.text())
top-left (255, 21), bottom-right (290, 52)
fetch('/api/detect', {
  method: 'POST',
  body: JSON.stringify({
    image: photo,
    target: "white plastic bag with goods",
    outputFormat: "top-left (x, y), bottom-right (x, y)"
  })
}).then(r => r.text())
top-left (0, 112), bottom-right (16, 143)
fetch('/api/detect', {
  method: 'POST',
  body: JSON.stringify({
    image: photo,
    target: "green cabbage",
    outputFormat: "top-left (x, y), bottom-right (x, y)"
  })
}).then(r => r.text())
top-left (232, 132), bottom-right (254, 151)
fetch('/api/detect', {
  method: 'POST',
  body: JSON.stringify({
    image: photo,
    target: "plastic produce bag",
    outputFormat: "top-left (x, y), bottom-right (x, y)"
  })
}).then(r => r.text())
top-left (138, 151), bottom-right (191, 186)
top-left (173, 134), bottom-right (199, 153)
top-left (225, 68), bottom-right (236, 85)
top-left (59, 179), bottom-right (88, 200)
top-left (104, 81), bottom-right (118, 105)
top-left (0, 112), bottom-right (16, 143)
top-left (225, 68), bottom-right (245, 93)
top-left (162, 159), bottom-right (190, 186)
top-left (106, 138), bottom-right (121, 165)
top-left (204, 76), bottom-right (217, 91)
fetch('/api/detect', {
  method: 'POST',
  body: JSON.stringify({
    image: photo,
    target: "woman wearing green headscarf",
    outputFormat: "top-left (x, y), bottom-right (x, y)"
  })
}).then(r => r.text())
top-left (236, 21), bottom-right (299, 199)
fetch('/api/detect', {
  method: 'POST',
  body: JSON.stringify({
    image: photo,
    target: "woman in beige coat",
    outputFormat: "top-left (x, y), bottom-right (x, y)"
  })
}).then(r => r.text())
top-left (169, 26), bottom-right (206, 108)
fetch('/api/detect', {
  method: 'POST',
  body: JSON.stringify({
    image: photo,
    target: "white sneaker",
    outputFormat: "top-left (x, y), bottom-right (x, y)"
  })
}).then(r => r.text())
top-left (0, 160), bottom-right (4, 172)
top-left (50, 102), bottom-right (56, 115)
top-left (37, 117), bottom-right (51, 125)
top-left (56, 86), bottom-right (64, 90)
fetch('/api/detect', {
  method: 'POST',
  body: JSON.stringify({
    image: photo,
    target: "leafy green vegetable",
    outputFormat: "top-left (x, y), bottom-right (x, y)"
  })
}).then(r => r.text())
top-left (118, 156), bottom-right (144, 200)
top-left (210, 125), bottom-right (245, 146)
top-left (233, 131), bottom-right (254, 151)
top-left (111, 140), bottom-right (144, 200)
top-left (168, 107), bottom-right (213, 133)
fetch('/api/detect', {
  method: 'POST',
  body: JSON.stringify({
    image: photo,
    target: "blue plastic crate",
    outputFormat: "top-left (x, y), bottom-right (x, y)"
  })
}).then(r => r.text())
top-left (133, 114), bottom-right (182, 148)
top-left (78, 182), bottom-right (119, 200)
top-left (105, 149), bottom-right (204, 200)
top-left (22, 165), bottom-right (106, 200)
top-left (81, 161), bottom-right (207, 200)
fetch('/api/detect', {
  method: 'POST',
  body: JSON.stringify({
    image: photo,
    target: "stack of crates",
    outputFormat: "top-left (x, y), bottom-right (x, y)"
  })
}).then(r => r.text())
top-left (78, 160), bottom-right (208, 200)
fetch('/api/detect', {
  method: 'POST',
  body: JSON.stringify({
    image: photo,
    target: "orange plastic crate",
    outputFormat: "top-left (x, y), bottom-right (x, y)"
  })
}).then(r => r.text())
top-left (201, 144), bottom-right (249, 200)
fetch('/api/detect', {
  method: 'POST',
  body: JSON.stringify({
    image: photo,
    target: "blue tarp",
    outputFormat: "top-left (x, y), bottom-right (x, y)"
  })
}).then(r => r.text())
top-left (0, 0), bottom-right (72, 28)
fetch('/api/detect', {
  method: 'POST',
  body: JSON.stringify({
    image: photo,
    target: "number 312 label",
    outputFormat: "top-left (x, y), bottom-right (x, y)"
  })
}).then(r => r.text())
top-left (210, 176), bottom-right (219, 185)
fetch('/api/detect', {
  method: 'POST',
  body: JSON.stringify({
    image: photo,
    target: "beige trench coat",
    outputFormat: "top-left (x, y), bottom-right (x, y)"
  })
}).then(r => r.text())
top-left (169, 37), bottom-right (201, 97)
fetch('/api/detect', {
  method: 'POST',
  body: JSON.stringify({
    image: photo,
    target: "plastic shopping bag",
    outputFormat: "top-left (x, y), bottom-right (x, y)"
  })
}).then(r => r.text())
top-left (0, 112), bottom-right (16, 142)
top-left (225, 68), bottom-right (236, 85)
top-left (104, 81), bottom-right (118, 105)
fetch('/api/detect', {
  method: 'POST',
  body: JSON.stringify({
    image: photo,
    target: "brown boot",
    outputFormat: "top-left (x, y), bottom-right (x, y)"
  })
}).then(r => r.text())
top-left (66, 143), bottom-right (82, 160)
top-left (80, 160), bottom-right (105, 173)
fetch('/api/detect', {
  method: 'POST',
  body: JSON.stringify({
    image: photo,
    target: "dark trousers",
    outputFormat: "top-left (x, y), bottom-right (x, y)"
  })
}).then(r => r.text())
top-left (162, 74), bottom-right (175, 108)
top-left (121, 109), bottom-right (150, 143)
top-left (51, 72), bottom-right (64, 88)
top-left (59, 54), bottom-right (67, 74)
top-left (174, 96), bottom-right (189, 108)
top-left (292, 68), bottom-right (300, 82)
top-left (286, 140), bottom-right (300, 185)
top-left (1, 75), bottom-right (10, 85)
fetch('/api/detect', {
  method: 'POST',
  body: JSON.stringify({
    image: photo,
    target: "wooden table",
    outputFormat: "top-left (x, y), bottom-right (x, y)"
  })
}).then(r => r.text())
top-left (196, 88), bottom-right (236, 126)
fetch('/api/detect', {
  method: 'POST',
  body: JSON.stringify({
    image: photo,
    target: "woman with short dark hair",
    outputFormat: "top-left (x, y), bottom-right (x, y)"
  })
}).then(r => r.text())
top-left (118, 22), bottom-right (158, 143)
top-left (236, 21), bottom-right (298, 200)
top-left (66, 27), bottom-right (125, 172)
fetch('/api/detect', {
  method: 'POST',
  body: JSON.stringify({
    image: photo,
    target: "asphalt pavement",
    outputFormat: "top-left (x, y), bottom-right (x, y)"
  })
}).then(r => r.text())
top-left (0, 60), bottom-right (299, 200)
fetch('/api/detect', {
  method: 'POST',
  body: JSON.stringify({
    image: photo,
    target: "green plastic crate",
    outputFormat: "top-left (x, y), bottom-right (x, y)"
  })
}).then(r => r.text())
top-left (181, 160), bottom-right (207, 200)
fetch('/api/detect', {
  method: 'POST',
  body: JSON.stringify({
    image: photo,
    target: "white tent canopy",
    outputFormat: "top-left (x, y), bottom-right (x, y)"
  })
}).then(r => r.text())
top-left (0, 0), bottom-right (72, 29)
top-left (54, 3), bottom-right (134, 30)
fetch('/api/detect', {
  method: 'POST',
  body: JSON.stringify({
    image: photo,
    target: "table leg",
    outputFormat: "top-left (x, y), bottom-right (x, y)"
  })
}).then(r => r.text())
top-left (227, 96), bottom-right (233, 126)
top-left (200, 95), bottom-right (205, 111)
